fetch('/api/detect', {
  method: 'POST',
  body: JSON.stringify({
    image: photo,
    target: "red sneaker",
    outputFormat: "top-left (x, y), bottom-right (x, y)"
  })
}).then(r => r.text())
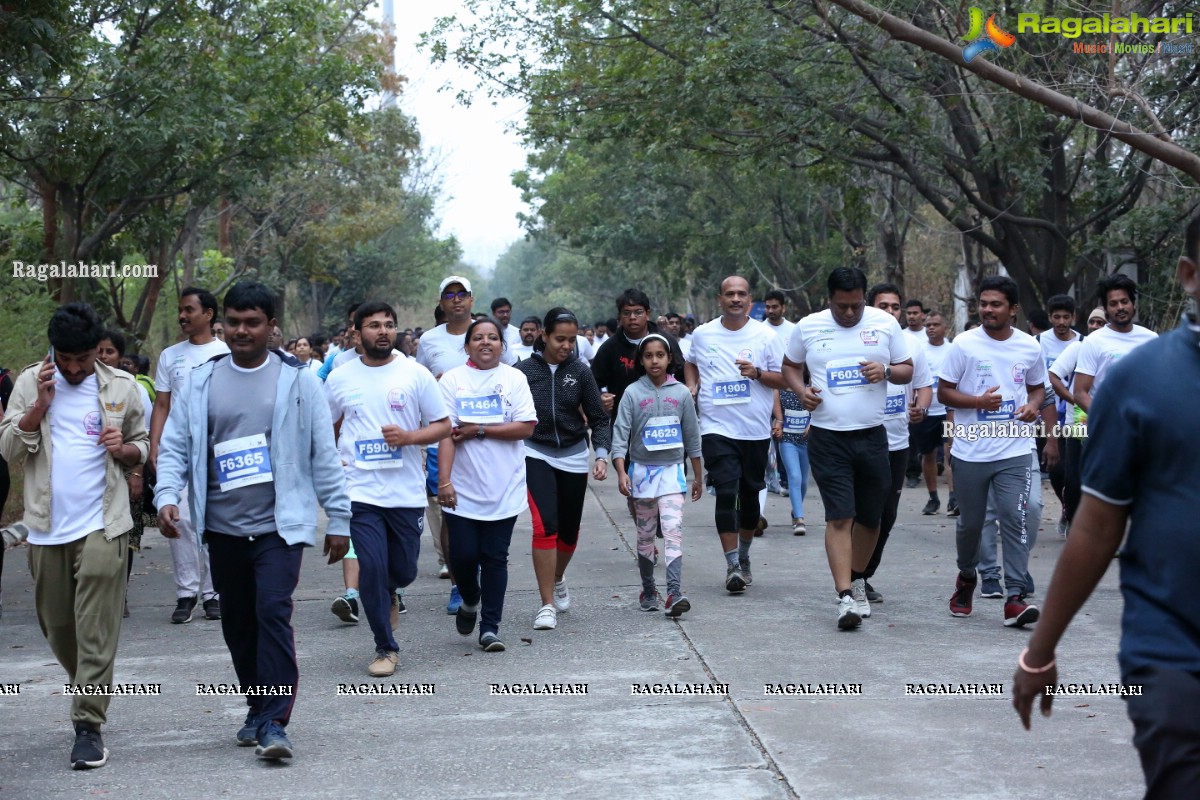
top-left (1003, 595), bottom-right (1040, 627)
top-left (663, 593), bottom-right (691, 618)
top-left (949, 572), bottom-right (976, 617)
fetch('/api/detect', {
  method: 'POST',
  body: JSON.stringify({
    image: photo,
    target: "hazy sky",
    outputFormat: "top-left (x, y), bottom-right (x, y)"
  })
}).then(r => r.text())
top-left (388, 4), bottom-right (529, 273)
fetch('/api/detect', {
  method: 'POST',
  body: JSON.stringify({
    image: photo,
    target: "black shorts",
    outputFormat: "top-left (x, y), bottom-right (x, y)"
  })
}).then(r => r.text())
top-left (701, 434), bottom-right (769, 490)
top-left (913, 414), bottom-right (947, 455)
top-left (807, 425), bottom-right (889, 526)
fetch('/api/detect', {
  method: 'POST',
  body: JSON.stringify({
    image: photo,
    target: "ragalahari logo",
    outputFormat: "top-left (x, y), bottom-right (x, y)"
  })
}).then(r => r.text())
top-left (962, 8), bottom-right (1016, 62)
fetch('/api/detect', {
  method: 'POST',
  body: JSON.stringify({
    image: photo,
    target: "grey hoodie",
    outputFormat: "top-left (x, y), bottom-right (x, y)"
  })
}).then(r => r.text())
top-left (611, 375), bottom-right (701, 465)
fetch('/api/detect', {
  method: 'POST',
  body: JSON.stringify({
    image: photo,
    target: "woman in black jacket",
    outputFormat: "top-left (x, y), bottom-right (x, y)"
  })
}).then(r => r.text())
top-left (515, 308), bottom-right (611, 631)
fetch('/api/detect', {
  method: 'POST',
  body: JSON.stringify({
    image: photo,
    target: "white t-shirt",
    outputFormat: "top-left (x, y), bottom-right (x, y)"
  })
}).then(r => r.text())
top-left (504, 324), bottom-right (522, 347)
top-left (439, 363), bottom-right (537, 520)
top-left (938, 326), bottom-right (1047, 462)
top-left (1039, 331), bottom-right (1081, 374)
top-left (677, 337), bottom-right (691, 360)
top-left (575, 335), bottom-right (595, 362)
top-left (135, 383), bottom-right (153, 430)
top-left (417, 324), bottom-right (516, 379)
top-left (883, 343), bottom-right (934, 451)
top-left (765, 318), bottom-right (796, 342)
top-left (1048, 340), bottom-right (1082, 417)
top-left (154, 338), bottom-right (230, 395)
top-left (686, 317), bottom-right (785, 440)
top-left (1074, 324), bottom-right (1157, 394)
top-left (29, 372), bottom-right (106, 545)
top-left (509, 343), bottom-right (535, 362)
top-left (329, 348), bottom-right (403, 375)
top-left (787, 307), bottom-right (911, 432)
top-left (923, 341), bottom-right (951, 416)
top-left (326, 357), bottom-right (448, 508)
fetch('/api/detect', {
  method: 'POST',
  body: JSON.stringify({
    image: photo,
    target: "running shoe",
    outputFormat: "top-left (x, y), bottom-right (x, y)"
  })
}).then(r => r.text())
top-left (836, 595), bottom-right (861, 630)
top-left (553, 579), bottom-right (570, 612)
top-left (639, 590), bottom-right (660, 611)
top-left (950, 570), bottom-right (976, 617)
top-left (864, 581), bottom-right (883, 603)
top-left (171, 596), bottom-right (197, 624)
top-left (754, 516), bottom-right (768, 536)
top-left (479, 632), bottom-right (506, 652)
top-left (921, 497), bottom-right (940, 515)
top-left (237, 713), bottom-right (259, 747)
top-left (1003, 595), bottom-right (1040, 628)
top-left (203, 598), bottom-right (221, 620)
top-left (331, 594), bottom-right (359, 624)
top-left (438, 563), bottom-right (451, 579)
top-left (1057, 519), bottom-right (1069, 539)
top-left (850, 578), bottom-right (871, 618)
top-left (725, 564), bottom-right (746, 594)
top-left (946, 495), bottom-right (960, 517)
top-left (455, 602), bottom-right (479, 636)
top-left (446, 585), bottom-right (462, 615)
top-left (739, 558), bottom-right (754, 587)
top-left (255, 722), bottom-right (294, 760)
top-left (792, 517), bottom-right (806, 536)
top-left (980, 578), bottom-right (1004, 599)
top-left (663, 593), bottom-right (691, 618)
top-left (70, 724), bottom-right (108, 770)
top-left (533, 604), bottom-right (557, 630)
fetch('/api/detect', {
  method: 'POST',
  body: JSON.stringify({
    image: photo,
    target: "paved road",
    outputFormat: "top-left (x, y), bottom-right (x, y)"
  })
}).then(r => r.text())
top-left (0, 469), bottom-right (1141, 799)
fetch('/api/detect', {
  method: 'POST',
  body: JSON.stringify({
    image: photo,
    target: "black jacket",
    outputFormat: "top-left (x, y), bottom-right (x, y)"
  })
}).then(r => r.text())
top-left (516, 351), bottom-right (612, 456)
top-left (590, 329), bottom-right (686, 412)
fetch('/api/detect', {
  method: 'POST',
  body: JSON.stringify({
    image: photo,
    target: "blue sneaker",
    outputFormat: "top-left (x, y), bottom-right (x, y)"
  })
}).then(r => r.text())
top-left (254, 721), bottom-right (293, 760)
top-left (446, 586), bottom-right (462, 615)
top-left (236, 711), bottom-right (258, 746)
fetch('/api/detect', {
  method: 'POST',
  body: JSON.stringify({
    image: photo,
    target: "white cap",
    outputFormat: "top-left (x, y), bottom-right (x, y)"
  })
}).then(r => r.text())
top-left (438, 275), bottom-right (472, 294)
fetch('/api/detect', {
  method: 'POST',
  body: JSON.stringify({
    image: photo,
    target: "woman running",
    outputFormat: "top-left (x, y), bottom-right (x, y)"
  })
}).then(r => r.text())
top-left (437, 318), bottom-right (537, 652)
top-left (515, 308), bottom-right (611, 631)
top-left (612, 334), bottom-right (703, 616)
top-left (772, 387), bottom-right (811, 535)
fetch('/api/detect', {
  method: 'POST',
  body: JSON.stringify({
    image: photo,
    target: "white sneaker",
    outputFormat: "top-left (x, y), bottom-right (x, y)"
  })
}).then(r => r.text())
top-left (438, 563), bottom-right (450, 579)
top-left (851, 578), bottom-right (871, 618)
top-left (533, 604), bottom-right (557, 630)
top-left (553, 579), bottom-right (570, 612)
top-left (837, 594), bottom-right (861, 630)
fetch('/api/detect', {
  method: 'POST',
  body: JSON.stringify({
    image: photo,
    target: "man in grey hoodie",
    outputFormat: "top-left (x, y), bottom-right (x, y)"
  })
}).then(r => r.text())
top-left (156, 281), bottom-right (351, 762)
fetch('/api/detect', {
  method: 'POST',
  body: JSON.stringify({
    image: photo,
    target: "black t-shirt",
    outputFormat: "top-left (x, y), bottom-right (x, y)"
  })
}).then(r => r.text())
top-left (590, 327), bottom-right (686, 411)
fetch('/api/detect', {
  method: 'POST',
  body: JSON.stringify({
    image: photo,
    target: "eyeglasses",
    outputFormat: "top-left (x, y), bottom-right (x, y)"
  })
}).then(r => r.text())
top-left (442, 290), bottom-right (471, 301)
top-left (361, 321), bottom-right (397, 331)
top-left (619, 308), bottom-right (647, 319)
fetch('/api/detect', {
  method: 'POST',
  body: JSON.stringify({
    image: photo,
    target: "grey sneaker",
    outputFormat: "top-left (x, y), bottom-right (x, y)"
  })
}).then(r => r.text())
top-left (738, 559), bottom-right (754, 587)
top-left (864, 581), bottom-right (883, 603)
top-left (639, 590), bottom-right (660, 612)
top-left (479, 632), bottom-right (506, 652)
top-left (724, 564), bottom-right (746, 594)
top-left (851, 578), bottom-right (871, 618)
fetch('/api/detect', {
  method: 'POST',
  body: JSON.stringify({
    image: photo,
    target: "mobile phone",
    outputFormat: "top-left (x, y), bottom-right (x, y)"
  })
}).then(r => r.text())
top-left (47, 345), bottom-right (55, 362)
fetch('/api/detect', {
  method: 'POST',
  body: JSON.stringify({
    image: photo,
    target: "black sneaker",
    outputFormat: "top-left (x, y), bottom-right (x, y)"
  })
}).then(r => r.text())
top-left (946, 496), bottom-right (960, 517)
top-left (864, 581), bottom-right (883, 603)
top-left (479, 632), bottom-right (506, 652)
top-left (456, 603), bottom-right (479, 636)
top-left (921, 497), bottom-right (940, 515)
top-left (171, 596), bottom-right (197, 624)
top-left (203, 598), bottom-right (221, 620)
top-left (70, 723), bottom-right (108, 770)
top-left (331, 595), bottom-right (359, 623)
top-left (236, 712), bottom-right (259, 747)
top-left (395, 593), bottom-right (407, 614)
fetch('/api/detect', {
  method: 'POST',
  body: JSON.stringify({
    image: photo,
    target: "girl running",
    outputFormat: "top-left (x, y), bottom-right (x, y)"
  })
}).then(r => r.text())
top-left (437, 318), bottom-right (537, 652)
top-left (612, 334), bottom-right (703, 616)
top-left (516, 308), bottom-right (610, 632)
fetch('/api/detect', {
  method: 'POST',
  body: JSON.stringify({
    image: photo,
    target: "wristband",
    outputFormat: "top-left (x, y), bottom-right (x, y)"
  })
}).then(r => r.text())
top-left (129, 472), bottom-right (143, 478)
top-left (754, 367), bottom-right (762, 381)
top-left (1018, 647), bottom-right (1056, 674)
top-left (438, 481), bottom-right (453, 489)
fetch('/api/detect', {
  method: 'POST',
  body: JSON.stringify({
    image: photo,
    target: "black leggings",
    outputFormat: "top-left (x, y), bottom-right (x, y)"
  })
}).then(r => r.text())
top-left (526, 457), bottom-right (589, 554)
top-left (865, 448), bottom-right (909, 579)
top-left (1063, 437), bottom-right (1083, 522)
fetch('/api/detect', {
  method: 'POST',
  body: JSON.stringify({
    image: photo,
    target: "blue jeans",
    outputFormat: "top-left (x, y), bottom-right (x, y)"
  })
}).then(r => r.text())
top-left (778, 440), bottom-right (810, 520)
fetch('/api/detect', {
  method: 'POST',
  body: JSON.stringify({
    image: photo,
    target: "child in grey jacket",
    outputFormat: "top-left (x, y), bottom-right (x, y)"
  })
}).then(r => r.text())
top-left (612, 334), bottom-right (703, 617)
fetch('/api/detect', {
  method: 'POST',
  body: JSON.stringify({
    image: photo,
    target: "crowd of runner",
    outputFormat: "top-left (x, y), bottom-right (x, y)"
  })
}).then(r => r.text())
top-left (2, 216), bottom-right (1198, 795)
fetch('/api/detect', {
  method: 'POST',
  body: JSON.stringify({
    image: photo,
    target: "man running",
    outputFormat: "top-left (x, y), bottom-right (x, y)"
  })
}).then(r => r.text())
top-left (685, 276), bottom-right (786, 593)
top-left (593, 288), bottom-right (685, 418)
top-left (326, 301), bottom-right (450, 677)
top-left (939, 276), bottom-right (1045, 628)
top-left (919, 312), bottom-right (951, 515)
top-left (1073, 274), bottom-right (1157, 416)
top-left (783, 268), bottom-right (912, 629)
top-left (156, 281), bottom-right (350, 761)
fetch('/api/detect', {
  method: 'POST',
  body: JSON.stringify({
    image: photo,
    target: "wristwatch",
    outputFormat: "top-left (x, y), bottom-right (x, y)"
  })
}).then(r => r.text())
top-left (475, 424), bottom-right (486, 440)
top-left (884, 365), bottom-right (892, 381)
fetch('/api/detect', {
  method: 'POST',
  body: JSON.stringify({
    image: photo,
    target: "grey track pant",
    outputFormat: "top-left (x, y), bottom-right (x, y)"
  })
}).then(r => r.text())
top-left (951, 453), bottom-right (1033, 596)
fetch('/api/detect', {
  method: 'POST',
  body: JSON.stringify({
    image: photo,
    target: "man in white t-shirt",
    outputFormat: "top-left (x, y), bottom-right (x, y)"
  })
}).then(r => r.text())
top-left (939, 276), bottom-right (1046, 628)
top-left (763, 290), bottom-right (796, 343)
top-left (1074, 274), bottom-right (1158, 416)
top-left (901, 300), bottom-right (930, 489)
top-left (509, 316), bottom-right (540, 361)
top-left (684, 276), bottom-right (786, 594)
top-left (1037, 295), bottom-right (1083, 532)
top-left (326, 302), bottom-right (450, 678)
top-left (783, 267), bottom-right (913, 630)
top-left (664, 312), bottom-right (691, 359)
top-left (150, 287), bottom-right (228, 624)
top-left (918, 312), bottom-right (953, 515)
top-left (490, 297), bottom-right (522, 348)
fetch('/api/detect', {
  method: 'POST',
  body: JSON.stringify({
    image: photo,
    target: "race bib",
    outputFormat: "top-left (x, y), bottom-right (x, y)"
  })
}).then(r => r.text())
top-left (712, 378), bottom-right (750, 405)
top-left (782, 408), bottom-right (810, 434)
top-left (354, 437), bottom-right (403, 470)
top-left (826, 358), bottom-right (870, 393)
top-left (980, 396), bottom-right (1015, 421)
top-left (641, 415), bottom-right (683, 451)
top-left (884, 390), bottom-right (907, 417)
top-left (213, 433), bottom-right (273, 492)
top-left (457, 394), bottom-right (503, 423)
